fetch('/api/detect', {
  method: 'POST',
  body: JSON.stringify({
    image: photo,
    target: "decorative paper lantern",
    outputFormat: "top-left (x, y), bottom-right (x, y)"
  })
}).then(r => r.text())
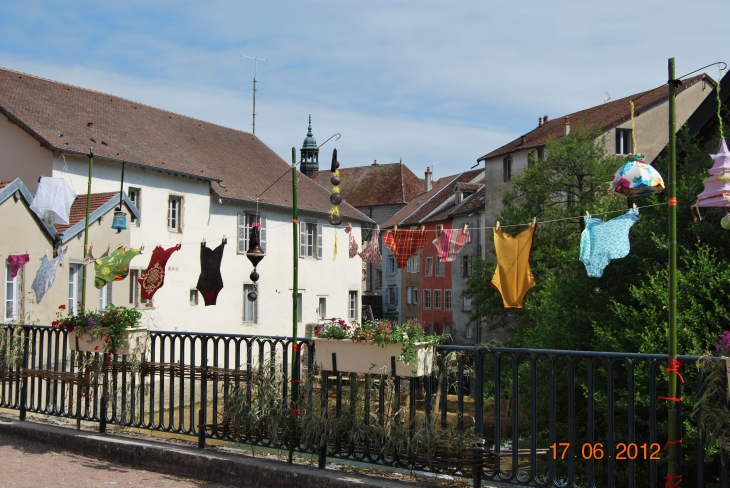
top-left (611, 154), bottom-right (665, 197)
top-left (111, 210), bottom-right (127, 232)
top-left (695, 139), bottom-right (730, 207)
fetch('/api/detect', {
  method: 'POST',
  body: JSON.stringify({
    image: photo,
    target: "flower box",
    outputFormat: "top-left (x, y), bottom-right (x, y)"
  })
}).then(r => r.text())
top-left (313, 339), bottom-right (434, 377)
top-left (68, 328), bottom-right (148, 355)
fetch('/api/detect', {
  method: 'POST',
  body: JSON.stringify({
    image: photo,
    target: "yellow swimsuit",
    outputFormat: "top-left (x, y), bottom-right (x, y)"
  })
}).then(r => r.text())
top-left (491, 225), bottom-right (536, 309)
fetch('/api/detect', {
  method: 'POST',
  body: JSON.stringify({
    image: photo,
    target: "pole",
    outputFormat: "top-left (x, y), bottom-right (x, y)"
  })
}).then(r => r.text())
top-left (288, 147), bottom-right (299, 464)
top-left (76, 147), bottom-right (93, 431)
top-left (252, 75), bottom-right (257, 135)
top-left (667, 57), bottom-right (679, 480)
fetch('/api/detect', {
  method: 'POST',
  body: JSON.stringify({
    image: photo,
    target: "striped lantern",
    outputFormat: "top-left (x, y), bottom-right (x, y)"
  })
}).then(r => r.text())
top-left (695, 139), bottom-right (730, 207)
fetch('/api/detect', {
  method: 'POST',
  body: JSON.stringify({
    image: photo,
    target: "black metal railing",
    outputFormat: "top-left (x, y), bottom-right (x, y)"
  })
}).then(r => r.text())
top-left (0, 324), bottom-right (727, 488)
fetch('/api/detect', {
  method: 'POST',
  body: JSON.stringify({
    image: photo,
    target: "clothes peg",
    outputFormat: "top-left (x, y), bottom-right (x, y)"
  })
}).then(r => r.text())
top-left (462, 223), bottom-right (468, 233)
top-left (419, 225), bottom-right (425, 231)
top-left (532, 217), bottom-right (537, 227)
top-left (496, 221), bottom-right (500, 230)
top-left (586, 211), bottom-right (591, 218)
top-left (202, 237), bottom-right (206, 245)
top-left (632, 203), bottom-right (637, 211)
top-left (376, 224), bottom-right (380, 232)
top-left (394, 224), bottom-right (398, 231)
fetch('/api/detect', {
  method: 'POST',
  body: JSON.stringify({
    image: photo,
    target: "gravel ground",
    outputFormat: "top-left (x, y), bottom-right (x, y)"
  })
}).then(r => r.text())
top-left (0, 433), bottom-right (235, 488)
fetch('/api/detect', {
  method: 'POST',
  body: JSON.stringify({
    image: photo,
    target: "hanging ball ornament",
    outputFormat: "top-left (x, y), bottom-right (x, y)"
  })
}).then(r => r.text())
top-left (247, 290), bottom-right (258, 302)
top-left (330, 193), bottom-right (342, 205)
top-left (328, 213), bottom-right (343, 226)
top-left (330, 176), bottom-right (340, 186)
top-left (721, 214), bottom-right (730, 230)
top-left (250, 270), bottom-right (259, 282)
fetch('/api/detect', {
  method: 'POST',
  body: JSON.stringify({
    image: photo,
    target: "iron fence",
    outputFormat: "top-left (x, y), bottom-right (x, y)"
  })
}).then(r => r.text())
top-left (0, 324), bottom-right (727, 488)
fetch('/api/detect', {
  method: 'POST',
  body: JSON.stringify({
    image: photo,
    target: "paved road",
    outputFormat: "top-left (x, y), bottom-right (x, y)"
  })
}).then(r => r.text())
top-left (0, 433), bottom-right (235, 487)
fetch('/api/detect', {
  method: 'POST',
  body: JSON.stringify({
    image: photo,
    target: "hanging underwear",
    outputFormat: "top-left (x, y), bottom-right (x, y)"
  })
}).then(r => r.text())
top-left (31, 247), bottom-right (67, 304)
top-left (579, 208), bottom-right (639, 278)
top-left (7, 254), bottom-right (30, 278)
top-left (345, 224), bottom-right (359, 258)
top-left (196, 240), bottom-right (226, 306)
top-left (359, 228), bottom-right (382, 264)
top-left (94, 247), bottom-right (142, 289)
top-left (433, 229), bottom-right (471, 263)
top-left (139, 245), bottom-right (181, 300)
top-left (382, 229), bottom-right (428, 268)
top-left (81, 245), bottom-right (110, 266)
top-left (491, 224), bottom-right (536, 309)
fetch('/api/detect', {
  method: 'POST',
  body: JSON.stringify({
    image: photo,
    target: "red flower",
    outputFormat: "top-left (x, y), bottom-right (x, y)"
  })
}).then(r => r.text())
top-left (67, 325), bottom-right (74, 332)
top-left (104, 337), bottom-right (110, 344)
top-left (58, 304), bottom-right (66, 310)
top-left (94, 346), bottom-right (99, 351)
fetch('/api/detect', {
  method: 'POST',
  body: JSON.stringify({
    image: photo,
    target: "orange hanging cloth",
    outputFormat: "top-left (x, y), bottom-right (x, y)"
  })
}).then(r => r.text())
top-left (491, 224), bottom-right (537, 308)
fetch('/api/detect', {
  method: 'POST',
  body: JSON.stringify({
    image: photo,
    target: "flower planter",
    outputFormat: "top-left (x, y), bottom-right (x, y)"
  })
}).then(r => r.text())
top-left (68, 328), bottom-right (148, 355)
top-left (313, 339), bottom-right (434, 377)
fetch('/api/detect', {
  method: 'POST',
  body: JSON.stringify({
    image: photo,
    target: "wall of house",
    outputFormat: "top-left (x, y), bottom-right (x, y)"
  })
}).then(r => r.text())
top-left (0, 118), bottom-right (53, 194)
top-left (602, 79), bottom-right (712, 163)
top-left (356, 204), bottom-right (405, 300)
top-left (421, 223), bottom-right (452, 335)
top-left (48, 154), bottom-right (363, 337)
top-left (449, 214), bottom-right (479, 345)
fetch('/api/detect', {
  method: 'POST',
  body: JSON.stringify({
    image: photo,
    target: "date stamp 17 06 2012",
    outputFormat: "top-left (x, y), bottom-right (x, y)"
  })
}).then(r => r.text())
top-left (550, 443), bottom-right (662, 460)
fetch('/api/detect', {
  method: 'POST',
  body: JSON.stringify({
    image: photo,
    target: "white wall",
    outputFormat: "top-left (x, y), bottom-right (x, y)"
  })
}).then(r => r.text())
top-left (51, 153), bottom-right (363, 337)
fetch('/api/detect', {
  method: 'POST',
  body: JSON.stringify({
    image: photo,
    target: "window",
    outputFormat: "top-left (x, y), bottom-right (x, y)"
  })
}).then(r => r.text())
top-left (375, 270), bottom-right (382, 289)
top-left (412, 287), bottom-right (418, 305)
top-left (386, 256), bottom-right (396, 275)
top-left (434, 289), bottom-right (442, 310)
top-left (527, 151), bottom-right (536, 169)
top-left (444, 289), bottom-right (452, 310)
top-left (237, 213), bottom-right (267, 254)
top-left (503, 156), bottom-right (512, 182)
top-left (466, 325), bottom-right (473, 339)
top-left (300, 222), bottom-right (322, 259)
top-left (128, 187), bottom-right (140, 225)
top-left (4, 263), bottom-right (19, 322)
top-left (436, 260), bottom-right (445, 277)
top-left (423, 289), bottom-right (431, 310)
top-left (406, 287), bottom-right (412, 305)
top-left (128, 270), bottom-right (150, 308)
top-left (318, 297), bottom-right (327, 318)
top-left (537, 147), bottom-right (544, 161)
top-left (462, 296), bottom-right (472, 312)
top-left (168, 196), bottom-right (182, 232)
top-left (567, 192), bottom-right (577, 207)
top-left (99, 284), bottom-right (112, 310)
top-left (427, 322), bottom-right (434, 334)
top-left (407, 255), bottom-right (420, 273)
top-left (616, 129), bottom-right (632, 155)
top-left (348, 291), bottom-right (358, 321)
top-left (243, 285), bottom-right (257, 322)
top-left (386, 286), bottom-right (397, 307)
top-left (297, 293), bottom-right (303, 323)
top-left (461, 255), bottom-right (472, 277)
top-left (190, 289), bottom-right (199, 306)
top-left (444, 323), bottom-right (452, 336)
top-left (425, 257), bottom-right (433, 277)
top-left (68, 263), bottom-right (82, 315)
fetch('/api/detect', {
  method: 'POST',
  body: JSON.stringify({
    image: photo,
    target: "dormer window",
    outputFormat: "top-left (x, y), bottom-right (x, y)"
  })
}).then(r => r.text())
top-left (455, 191), bottom-right (463, 205)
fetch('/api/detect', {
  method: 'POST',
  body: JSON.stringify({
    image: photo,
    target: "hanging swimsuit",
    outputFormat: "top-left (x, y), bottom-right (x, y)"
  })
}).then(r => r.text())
top-left (579, 208), bottom-right (639, 278)
top-left (433, 229), bottom-right (471, 262)
top-left (359, 228), bottom-right (382, 264)
top-left (81, 245), bottom-right (110, 266)
top-left (139, 245), bottom-right (181, 300)
top-left (7, 254), bottom-right (30, 278)
top-left (196, 240), bottom-right (226, 306)
top-left (94, 247), bottom-right (142, 289)
top-left (345, 224), bottom-right (359, 258)
top-left (491, 224), bottom-right (536, 309)
top-left (382, 229), bottom-right (428, 268)
top-left (31, 247), bottom-right (67, 304)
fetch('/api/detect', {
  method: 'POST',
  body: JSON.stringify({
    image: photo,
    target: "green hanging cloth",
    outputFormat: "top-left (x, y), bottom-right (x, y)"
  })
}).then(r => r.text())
top-left (94, 247), bottom-right (142, 289)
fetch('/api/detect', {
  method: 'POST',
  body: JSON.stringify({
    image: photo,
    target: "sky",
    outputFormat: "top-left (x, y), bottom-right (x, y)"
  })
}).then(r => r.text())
top-left (0, 1), bottom-right (727, 178)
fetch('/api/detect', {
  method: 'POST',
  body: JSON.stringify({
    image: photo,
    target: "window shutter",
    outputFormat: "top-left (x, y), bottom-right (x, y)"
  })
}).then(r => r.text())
top-left (299, 223), bottom-right (306, 257)
top-left (106, 282), bottom-right (113, 306)
top-left (237, 214), bottom-right (247, 254)
top-left (260, 215), bottom-right (267, 253)
top-left (317, 224), bottom-right (323, 259)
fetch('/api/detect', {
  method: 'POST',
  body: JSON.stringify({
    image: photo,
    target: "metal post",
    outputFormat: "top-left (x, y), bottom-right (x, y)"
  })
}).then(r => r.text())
top-left (288, 147), bottom-right (299, 464)
top-left (667, 57), bottom-right (679, 480)
top-left (76, 148), bottom-right (93, 431)
top-left (19, 327), bottom-right (29, 421)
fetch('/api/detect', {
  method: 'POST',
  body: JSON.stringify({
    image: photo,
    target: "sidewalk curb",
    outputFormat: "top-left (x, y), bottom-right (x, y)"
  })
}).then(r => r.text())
top-left (0, 416), bottom-right (416, 487)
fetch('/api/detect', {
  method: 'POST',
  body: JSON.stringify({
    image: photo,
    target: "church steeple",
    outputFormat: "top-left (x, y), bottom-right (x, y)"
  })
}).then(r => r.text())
top-left (300, 115), bottom-right (319, 177)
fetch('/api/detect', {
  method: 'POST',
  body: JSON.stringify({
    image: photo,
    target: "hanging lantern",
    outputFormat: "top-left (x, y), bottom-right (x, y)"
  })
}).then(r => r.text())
top-left (328, 148), bottom-right (343, 226)
top-left (111, 209), bottom-right (127, 232)
top-left (695, 139), bottom-right (730, 207)
top-left (611, 154), bottom-right (665, 197)
top-left (246, 222), bottom-right (264, 301)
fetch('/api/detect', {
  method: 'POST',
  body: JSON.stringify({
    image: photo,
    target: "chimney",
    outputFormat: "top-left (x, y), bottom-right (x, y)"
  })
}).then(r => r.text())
top-left (543, 115), bottom-right (549, 124)
top-left (520, 135), bottom-right (526, 145)
top-left (538, 117), bottom-right (542, 127)
top-left (425, 166), bottom-right (432, 192)
top-left (564, 116), bottom-right (570, 136)
top-left (373, 159), bottom-right (377, 166)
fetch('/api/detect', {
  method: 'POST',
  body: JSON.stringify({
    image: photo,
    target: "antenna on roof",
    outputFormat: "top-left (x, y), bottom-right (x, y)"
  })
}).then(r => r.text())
top-left (602, 91), bottom-right (611, 104)
top-left (242, 55), bottom-right (267, 135)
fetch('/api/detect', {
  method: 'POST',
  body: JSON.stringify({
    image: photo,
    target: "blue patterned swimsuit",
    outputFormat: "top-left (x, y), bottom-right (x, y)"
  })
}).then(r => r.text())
top-left (579, 209), bottom-right (639, 278)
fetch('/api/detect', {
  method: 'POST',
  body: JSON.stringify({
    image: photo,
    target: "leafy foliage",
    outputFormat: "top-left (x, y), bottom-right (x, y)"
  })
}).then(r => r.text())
top-left (54, 304), bottom-right (142, 354)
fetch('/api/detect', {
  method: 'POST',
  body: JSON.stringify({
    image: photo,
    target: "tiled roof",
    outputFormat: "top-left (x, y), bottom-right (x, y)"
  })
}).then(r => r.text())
top-left (0, 180), bottom-right (13, 189)
top-left (478, 74), bottom-right (713, 162)
top-left (310, 162), bottom-right (424, 207)
top-left (55, 192), bottom-right (119, 233)
top-left (455, 182), bottom-right (481, 192)
top-left (0, 67), bottom-right (371, 223)
top-left (383, 169), bottom-right (483, 227)
top-left (449, 186), bottom-right (485, 217)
